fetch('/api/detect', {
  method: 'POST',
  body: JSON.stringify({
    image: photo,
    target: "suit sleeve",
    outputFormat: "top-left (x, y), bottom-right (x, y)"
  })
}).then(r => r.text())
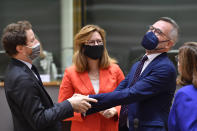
top-left (58, 68), bottom-right (84, 122)
top-left (87, 63), bottom-right (176, 114)
top-left (7, 76), bottom-right (73, 131)
top-left (168, 90), bottom-right (197, 131)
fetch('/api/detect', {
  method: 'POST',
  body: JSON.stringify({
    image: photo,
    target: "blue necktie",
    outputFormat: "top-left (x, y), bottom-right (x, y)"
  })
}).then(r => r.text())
top-left (119, 55), bottom-right (148, 127)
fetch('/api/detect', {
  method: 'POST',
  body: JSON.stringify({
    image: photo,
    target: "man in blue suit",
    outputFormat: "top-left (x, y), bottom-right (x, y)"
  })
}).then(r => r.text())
top-left (86, 17), bottom-right (179, 131)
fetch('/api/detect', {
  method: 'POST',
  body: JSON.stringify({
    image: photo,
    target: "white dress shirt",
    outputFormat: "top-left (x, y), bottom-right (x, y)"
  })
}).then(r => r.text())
top-left (91, 79), bottom-right (99, 94)
top-left (141, 53), bottom-right (162, 74)
top-left (18, 59), bottom-right (38, 79)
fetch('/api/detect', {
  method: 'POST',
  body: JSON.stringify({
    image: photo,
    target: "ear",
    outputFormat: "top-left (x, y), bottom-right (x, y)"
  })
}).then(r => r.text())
top-left (16, 45), bottom-right (24, 53)
top-left (166, 40), bottom-right (174, 49)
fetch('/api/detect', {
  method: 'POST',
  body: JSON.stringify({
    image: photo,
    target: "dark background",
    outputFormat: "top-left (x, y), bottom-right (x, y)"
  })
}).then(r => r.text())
top-left (1, 0), bottom-right (197, 76)
top-left (0, 0), bottom-right (61, 79)
top-left (0, 0), bottom-right (195, 130)
top-left (85, 0), bottom-right (197, 74)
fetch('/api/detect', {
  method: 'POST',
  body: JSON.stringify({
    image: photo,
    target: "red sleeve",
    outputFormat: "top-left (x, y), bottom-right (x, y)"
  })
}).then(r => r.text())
top-left (113, 64), bottom-right (125, 120)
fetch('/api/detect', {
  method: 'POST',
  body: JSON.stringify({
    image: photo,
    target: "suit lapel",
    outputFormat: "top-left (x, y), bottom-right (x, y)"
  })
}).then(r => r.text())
top-left (140, 53), bottom-right (167, 79)
top-left (23, 65), bottom-right (43, 87)
top-left (78, 71), bottom-right (95, 94)
top-left (24, 67), bottom-right (53, 104)
top-left (128, 62), bottom-right (140, 87)
top-left (12, 58), bottom-right (42, 86)
top-left (12, 59), bottom-right (53, 105)
top-left (77, 69), bottom-right (110, 94)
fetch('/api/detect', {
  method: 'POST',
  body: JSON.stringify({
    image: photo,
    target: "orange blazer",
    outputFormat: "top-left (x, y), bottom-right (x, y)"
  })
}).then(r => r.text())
top-left (58, 64), bottom-right (125, 131)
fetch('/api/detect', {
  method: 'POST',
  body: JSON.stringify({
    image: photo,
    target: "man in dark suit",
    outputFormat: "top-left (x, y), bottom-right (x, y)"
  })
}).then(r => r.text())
top-left (86, 17), bottom-right (179, 131)
top-left (1, 20), bottom-right (97, 131)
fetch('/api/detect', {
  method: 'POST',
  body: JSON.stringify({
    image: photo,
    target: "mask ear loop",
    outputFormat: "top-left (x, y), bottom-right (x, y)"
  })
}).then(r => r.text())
top-left (159, 39), bottom-right (171, 43)
top-left (154, 40), bottom-right (171, 50)
top-left (26, 43), bottom-right (40, 49)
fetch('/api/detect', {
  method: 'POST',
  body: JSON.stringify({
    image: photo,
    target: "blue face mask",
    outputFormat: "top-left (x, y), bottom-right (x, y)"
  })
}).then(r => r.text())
top-left (141, 31), bottom-right (159, 50)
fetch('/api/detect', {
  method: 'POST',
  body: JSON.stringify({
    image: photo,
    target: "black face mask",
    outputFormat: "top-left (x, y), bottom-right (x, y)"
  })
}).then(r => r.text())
top-left (83, 45), bottom-right (104, 60)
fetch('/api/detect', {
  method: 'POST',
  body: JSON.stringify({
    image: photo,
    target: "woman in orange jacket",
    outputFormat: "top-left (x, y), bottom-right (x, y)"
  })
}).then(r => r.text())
top-left (58, 25), bottom-right (125, 131)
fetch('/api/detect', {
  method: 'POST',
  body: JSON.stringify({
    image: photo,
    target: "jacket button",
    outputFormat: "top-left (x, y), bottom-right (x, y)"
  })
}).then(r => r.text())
top-left (133, 118), bottom-right (139, 129)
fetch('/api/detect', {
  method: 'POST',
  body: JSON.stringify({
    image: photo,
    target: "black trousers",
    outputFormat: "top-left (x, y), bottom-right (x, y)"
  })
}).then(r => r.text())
top-left (119, 124), bottom-right (129, 131)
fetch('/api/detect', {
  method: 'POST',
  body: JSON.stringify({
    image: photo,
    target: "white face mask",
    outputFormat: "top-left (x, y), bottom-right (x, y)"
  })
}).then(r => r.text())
top-left (26, 43), bottom-right (41, 60)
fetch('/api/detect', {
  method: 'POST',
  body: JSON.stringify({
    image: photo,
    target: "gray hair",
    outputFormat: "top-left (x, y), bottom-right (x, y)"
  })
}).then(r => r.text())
top-left (159, 17), bottom-right (179, 44)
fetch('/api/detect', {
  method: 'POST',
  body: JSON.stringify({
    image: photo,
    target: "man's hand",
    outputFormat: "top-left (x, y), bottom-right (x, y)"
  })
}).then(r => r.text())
top-left (68, 94), bottom-right (97, 113)
top-left (99, 107), bottom-right (117, 119)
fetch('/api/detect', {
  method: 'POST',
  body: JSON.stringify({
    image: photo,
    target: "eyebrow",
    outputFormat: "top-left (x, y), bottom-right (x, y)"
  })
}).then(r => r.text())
top-left (151, 26), bottom-right (162, 32)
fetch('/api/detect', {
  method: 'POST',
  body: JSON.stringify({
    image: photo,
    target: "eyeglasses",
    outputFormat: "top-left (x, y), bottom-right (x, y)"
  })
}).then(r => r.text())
top-left (148, 25), bottom-right (171, 40)
top-left (86, 39), bottom-right (103, 46)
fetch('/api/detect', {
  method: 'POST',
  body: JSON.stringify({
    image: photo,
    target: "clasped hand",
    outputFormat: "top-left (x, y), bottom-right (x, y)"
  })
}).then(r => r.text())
top-left (68, 94), bottom-right (97, 113)
top-left (99, 107), bottom-right (117, 119)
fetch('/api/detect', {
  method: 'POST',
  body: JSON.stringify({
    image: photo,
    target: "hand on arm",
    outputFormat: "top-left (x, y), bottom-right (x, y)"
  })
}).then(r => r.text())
top-left (68, 94), bottom-right (97, 113)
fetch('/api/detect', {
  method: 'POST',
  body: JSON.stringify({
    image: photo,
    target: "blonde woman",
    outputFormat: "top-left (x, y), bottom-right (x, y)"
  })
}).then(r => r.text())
top-left (58, 25), bottom-right (124, 131)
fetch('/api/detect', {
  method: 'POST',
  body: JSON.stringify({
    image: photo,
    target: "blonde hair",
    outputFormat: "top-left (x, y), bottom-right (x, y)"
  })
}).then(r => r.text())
top-left (73, 25), bottom-right (117, 72)
top-left (177, 42), bottom-right (197, 88)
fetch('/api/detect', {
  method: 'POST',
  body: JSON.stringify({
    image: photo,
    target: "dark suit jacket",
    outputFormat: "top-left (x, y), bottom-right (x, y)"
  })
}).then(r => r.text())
top-left (87, 53), bottom-right (177, 131)
top-left (168, 84), bottom-right (197, 131)
top-left (4, 58), bottom-right (73, 131)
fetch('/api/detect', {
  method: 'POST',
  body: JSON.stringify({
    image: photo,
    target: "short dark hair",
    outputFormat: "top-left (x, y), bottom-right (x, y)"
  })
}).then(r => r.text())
top-left (1, 20), bottom-right (32, 56)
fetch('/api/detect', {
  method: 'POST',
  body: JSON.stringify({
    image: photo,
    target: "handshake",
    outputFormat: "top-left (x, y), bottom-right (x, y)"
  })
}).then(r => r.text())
top-left (67, 94), bottom-right (117, 119)
top-left (67, 94), bottom-right (97, 113)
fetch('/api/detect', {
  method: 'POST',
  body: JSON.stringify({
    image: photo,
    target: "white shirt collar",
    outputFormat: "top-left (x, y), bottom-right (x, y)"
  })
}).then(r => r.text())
top-left (17, 59), bottom-right (32, 69)
top-left (141, 53), bottom-right (162, 74)
top-left (146, 53), bottom-right (162, 62)
top-left (16, 59), bottom-right (39, 79)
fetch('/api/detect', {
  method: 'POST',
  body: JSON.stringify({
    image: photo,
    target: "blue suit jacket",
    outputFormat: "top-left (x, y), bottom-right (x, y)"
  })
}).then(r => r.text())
top-left (168, 84), bottom-right (197, 131)
top-left (87, 53), bottom-right (176, 131)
